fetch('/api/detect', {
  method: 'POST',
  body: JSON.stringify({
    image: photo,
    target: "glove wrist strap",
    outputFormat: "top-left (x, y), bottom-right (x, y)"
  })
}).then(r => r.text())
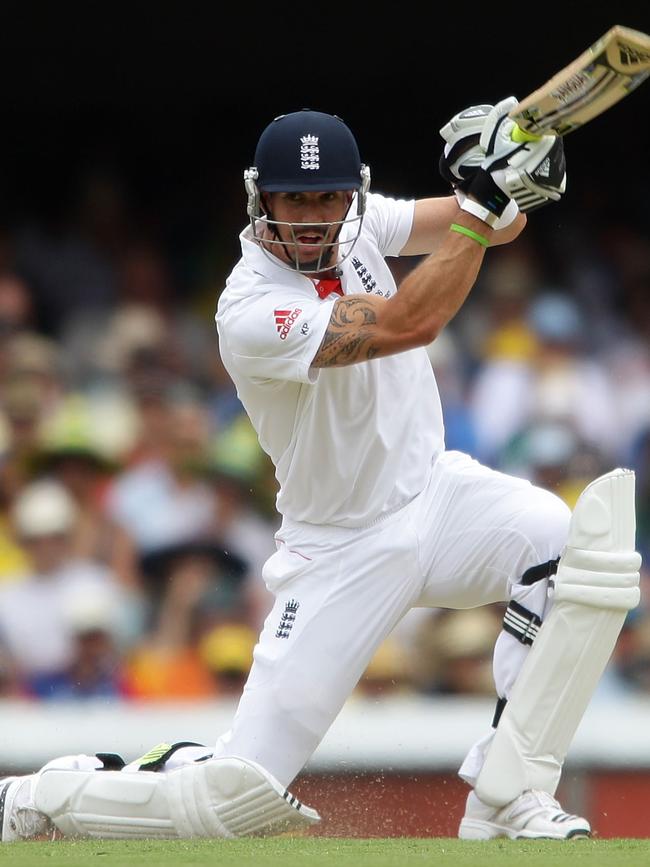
top-left (464, 168), bottom-right (511, 220)
top-left (459, 196), bottom-right (500, 228)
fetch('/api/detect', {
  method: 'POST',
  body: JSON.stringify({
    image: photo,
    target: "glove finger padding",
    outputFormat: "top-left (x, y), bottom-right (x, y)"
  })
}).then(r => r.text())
top-left (490, 138), bottom-right (566, 212)
top-left (439, 105), bottom-right (493, 188)
top-left (444, 94), bottom-right (567, 225)
top-left (479, 96), bottom-right (524, 169)
top-left (500, 137), bottom-right (567, 212)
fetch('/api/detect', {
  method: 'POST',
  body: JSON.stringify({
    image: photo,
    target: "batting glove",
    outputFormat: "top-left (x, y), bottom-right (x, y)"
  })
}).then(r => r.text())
top-left (439, 104), bottom-right (493, 189)
top-left (463, 97), bottom-right (567, 222)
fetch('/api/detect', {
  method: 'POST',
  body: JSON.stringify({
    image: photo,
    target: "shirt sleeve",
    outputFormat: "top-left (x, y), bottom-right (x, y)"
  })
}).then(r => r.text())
top-left (362, 192), bottom-right (415, 257)
top-left (220, 291), bottom-right (335, 385)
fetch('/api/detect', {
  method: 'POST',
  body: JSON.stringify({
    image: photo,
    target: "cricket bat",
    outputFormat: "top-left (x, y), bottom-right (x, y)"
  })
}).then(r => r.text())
top-left (509, 24), bottom-right (650, 139)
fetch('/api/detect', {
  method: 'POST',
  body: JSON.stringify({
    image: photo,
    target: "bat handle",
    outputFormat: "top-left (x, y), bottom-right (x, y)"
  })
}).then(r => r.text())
top-left (511, 124), bottom-right (542, 143)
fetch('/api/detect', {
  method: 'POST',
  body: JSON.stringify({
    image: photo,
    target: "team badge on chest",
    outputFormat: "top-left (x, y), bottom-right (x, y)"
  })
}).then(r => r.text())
top-left (350, 256), bottom-right (390, 297)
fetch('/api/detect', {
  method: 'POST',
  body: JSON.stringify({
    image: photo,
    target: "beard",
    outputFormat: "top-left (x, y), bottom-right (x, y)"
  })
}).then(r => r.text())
top-left (292, 247), bottom-right (338, 273)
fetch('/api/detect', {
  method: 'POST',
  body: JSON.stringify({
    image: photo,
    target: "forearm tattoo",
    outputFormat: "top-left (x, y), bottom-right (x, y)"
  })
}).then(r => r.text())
top-left (312, 297), bottom-right (381, 367)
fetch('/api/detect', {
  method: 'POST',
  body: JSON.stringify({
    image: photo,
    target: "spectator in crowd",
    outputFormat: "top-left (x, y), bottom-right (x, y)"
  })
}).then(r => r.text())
top-left (0, 479), bottom-right (130, 697)
top-left (207, 414), bottom-right (278, 630)
top-left (30, 395), bottom-right (143, 594)
top-left (404, 608), bottom-right (502, 697)
top-left (355, 634), bottom-right (412, 698)
top-left (453, 241), bottom-right (543, 376)
top-left (0, 273), bottom-right (35, 347)
top-left (12, 168), bottom-right (128, 336)
top-left (424, 330), bottom-right (477, 457)
top-left (469, 290), bottom-right (620, 467)
top-left (205, 340), bottom-right (246, 431)
top-left (0, 333), bottom-right (67, 498)
top-left (0, 152), bottom-right (648, 710)
top-left (105, 389), bottom-right (217, 562)
top-left (197, 621), bottom-right (257, 698)
top-left (123, 541), bottom-right (250, 700)
top-left (499, 419), bottom-right (608, 508)
top-left (0, 644), bottom-right (21, 697)
top-left (615, 610), bottom-right (650, 694)
top-left (29, 583), bottom-right (133, 701)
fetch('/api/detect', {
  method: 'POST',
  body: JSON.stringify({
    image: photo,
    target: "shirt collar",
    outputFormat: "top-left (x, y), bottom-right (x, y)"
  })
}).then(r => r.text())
top-left (240, 224), bottom-right (310, 290)
top-left (239, 223), bottom-right (347, 299)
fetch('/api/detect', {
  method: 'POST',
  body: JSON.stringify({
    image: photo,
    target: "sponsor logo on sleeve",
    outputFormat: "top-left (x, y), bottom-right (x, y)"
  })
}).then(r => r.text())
top-left (275, 307), bottom-right (303, 340)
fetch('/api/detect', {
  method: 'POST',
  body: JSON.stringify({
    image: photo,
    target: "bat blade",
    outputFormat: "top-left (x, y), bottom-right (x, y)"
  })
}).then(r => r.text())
top-left (509, 24), bottom-right (650, 136)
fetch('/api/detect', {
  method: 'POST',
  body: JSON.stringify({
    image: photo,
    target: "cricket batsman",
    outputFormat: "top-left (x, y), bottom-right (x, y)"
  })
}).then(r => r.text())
top-left (1, 104), bottom-right (641, 842)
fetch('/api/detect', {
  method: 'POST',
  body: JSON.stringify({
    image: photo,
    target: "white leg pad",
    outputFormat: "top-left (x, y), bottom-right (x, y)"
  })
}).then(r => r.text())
top-left (475, 468), bottom-right (642, 807)
top-left (33, 757), bottom-right (321, 839)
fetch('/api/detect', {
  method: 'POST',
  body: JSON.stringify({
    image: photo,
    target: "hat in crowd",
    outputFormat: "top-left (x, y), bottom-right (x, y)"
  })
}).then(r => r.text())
top-left (32, 394), bottom-right (120, 473)
top-left (483, 322), bottom-right (540, 362)
top-left (208, 415), bottom-right (267, 485)
top-left (516, 420), bottom-right (580, 468)
top-left (363, 636), bottom-right (409, 682)
top-left (61, 581), bottom-right (121, 636)
top-left (2, 379), bottom-right (45, 423)
top-left (198, 623), bottom-right (256, 675)
top-left (527, 292), bottom-right (584, 344)
top-left (11, 479), bottom-right (78, 538)
top-left (6, 332), bottom-right (62, 376)
top-left (95, 304), bottom-right (168, 373)
top-left (434, 609), bottom-right (500, 660)
top-left (139, 538), bottom-right (249, 586)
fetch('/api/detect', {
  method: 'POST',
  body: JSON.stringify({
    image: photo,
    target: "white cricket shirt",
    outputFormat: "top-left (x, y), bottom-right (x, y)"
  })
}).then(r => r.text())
top-left (216, 192), bottom-right (445, 528)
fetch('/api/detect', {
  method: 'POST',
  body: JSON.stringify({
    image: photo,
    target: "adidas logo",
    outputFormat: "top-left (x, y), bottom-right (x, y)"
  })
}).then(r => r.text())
top-left (461, 106), bottom-right (490, 118)
top-left (275, 307), bottom-right (302, 340)
top-left (536, 156), bottom-right (551, 178)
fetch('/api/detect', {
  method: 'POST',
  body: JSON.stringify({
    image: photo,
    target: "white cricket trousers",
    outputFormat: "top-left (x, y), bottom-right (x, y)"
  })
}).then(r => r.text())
top-left (213, 450), bottom-right (571, 788)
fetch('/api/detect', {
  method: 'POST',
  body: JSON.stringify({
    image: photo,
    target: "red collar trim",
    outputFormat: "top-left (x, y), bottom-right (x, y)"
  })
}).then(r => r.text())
top-left (311, 278), bottom-right (343, 300)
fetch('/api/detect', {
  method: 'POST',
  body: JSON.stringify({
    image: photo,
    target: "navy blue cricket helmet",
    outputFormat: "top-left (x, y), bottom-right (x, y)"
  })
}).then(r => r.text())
top-left (244, 109), bottom-right (371, 273)
top-left (253, 109), bottom-right (366, 192)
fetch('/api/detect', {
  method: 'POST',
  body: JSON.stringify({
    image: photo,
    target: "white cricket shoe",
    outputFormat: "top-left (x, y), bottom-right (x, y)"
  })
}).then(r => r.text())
top-left (0, 776), bottom-right (55, 842)
top-left (458, 788), bottom-right (591, 840)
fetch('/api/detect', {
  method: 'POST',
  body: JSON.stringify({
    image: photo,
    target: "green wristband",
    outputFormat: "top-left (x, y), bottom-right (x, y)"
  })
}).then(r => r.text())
top-left (450, 222), bottom-right (490, 247)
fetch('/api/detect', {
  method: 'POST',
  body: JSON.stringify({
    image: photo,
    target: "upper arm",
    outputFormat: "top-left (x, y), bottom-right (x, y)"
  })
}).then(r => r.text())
top-left (311, 295), bottom-right (416, 368)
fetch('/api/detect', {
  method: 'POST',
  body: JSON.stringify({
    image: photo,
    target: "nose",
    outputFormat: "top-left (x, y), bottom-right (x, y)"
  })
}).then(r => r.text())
top-left (297, 206), bottom-right (328, 228)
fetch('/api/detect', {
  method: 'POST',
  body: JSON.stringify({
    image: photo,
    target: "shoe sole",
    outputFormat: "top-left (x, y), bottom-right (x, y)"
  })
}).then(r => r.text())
top-left (459, 817), bottom-right (591, 840)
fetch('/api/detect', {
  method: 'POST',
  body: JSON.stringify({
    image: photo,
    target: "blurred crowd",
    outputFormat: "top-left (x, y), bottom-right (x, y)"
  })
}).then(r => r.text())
top-left (0, 171), bottom-right (649, 705)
